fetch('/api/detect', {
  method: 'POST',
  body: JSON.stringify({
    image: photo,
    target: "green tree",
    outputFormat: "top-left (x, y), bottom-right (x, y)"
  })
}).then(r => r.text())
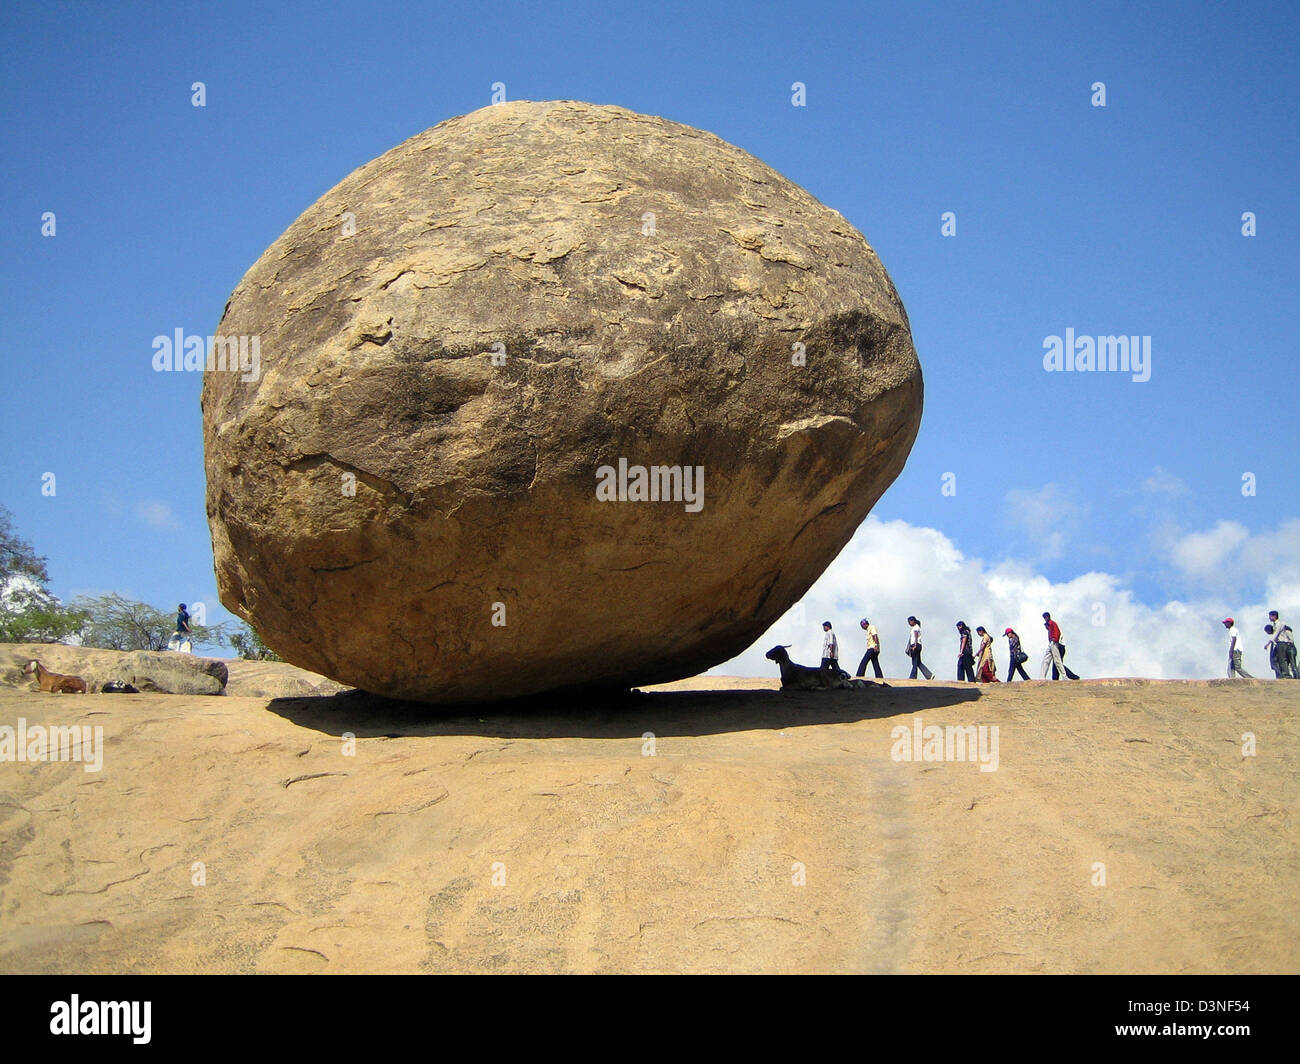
top-left (229, 621), bottom-right (282, 661)
top-left (74, 593), bottom-right (229, 652)
top-left (0, 504), bottom-right (87, 643)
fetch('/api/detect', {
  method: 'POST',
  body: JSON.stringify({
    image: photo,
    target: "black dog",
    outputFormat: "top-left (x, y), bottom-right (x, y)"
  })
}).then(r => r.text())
top-left (765, 645), bottom-right (887, 690)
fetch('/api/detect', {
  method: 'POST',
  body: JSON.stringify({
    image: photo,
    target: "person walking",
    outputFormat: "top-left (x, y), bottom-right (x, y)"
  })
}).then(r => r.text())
top-left (820, 621), bottom-right (841, 674)
top-left (1265, 624), bottom-right (1283, 678)
top-left (1004, 628), bottom-right (1031, 680)
top-left (955, 622), bottom-right (976, 682)
top-left (975, 626), bottom-right (999, 682)
top-left (906, 616), bottom-right (933, 680)
top-left (172, 603), bottom-right (193, 653)
top-left (855, 618), bottom-right (884, 678)
top-left (1041, 612), bottom-right (1080, 680)
top-left (1268, 611), bottom-right (1298, 678)
top-left (1223, 617), bottom-right (1252, 678)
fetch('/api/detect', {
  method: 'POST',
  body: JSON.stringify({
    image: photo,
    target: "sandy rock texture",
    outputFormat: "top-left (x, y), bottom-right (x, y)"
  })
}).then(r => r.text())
top-left (223, 658), bottom-right (350, 699)
top-left (1, 674), bottom-right (1295, 974)
top-left (203, 100), bottom-right (922, 703)
top-left (2, 644), bottom-right (228, 696)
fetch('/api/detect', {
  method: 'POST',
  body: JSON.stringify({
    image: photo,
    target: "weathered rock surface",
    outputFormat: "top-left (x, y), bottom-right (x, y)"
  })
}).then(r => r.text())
top-left (1, 644), bottom-right (228, 696)
top-left (1, 678), bottom-right (1295, 973)
top-left (203, 100), bottom-right (923, 703)
top-left (115, 651), bottom-right (228, 696)
top-left (224, 658), bottom-right (350, 699)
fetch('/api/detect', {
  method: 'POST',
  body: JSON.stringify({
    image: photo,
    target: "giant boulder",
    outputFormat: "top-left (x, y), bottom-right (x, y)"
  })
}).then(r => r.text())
top-left (203, 100), bottom-right (923, 703)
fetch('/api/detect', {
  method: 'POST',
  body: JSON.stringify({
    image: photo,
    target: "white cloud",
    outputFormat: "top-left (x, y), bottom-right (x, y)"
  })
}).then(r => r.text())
top-left (1003, 483), bottom-right (1087, 562)
top-left (136, 501), bottom-right (180, 530)
top-left (1168, 520), bottom-right (1249, 578)
top-left (1141, 466), bottom-right (1190, 498)
top-left (1161, 518), bottom-right (1300, 613)
top-left (1233, 518), bottom-right (1300, 589)
top-left (711, 515), bottom-right (1300, 681)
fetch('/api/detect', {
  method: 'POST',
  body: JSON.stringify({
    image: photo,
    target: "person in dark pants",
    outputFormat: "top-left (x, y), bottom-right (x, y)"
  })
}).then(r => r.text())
top-left (1268, 611), bottom-right (1298, 678)
top-left (820, 621), bottom-right (841, 674)
top-left (956, 621), bottom-right (976, 682)
top-left (1265, 625), bottom-right (1283, 677)
top-left (907, 616), bottom-right (933, 680)
top-left (856, 618), bottom-right (884, 678)
top-left (1004, 628), bottom-right (1031, 680)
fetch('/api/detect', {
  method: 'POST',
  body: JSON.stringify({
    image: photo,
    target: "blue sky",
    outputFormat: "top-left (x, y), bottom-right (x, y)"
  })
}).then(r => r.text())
top-left (1, 0), bottom-right (1296, 675)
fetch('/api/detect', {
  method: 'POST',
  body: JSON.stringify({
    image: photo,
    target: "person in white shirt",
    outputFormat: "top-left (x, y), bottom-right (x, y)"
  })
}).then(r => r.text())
top-left (820, 621), bottom-right (840, 673)
top-left (906, 615), bottom-right (933, 680)
top-left (855, 618), bottom-right (883, 678)
top-left (1223, 617), bottom-right (1252, 678)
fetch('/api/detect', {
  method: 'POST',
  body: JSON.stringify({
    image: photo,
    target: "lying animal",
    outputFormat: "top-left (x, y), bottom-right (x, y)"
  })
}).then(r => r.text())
top-left (765, 646), bottom-right (886, 691)
top-left (22, 659), bottom-right (87, 694)
top-left (101, 680), bottom-right (139, 694)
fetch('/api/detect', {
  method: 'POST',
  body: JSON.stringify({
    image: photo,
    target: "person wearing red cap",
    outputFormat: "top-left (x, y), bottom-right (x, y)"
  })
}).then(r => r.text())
top-left (1004, 627), bottom-right (1031, 680)
top-left (1223, 617), bottom-right (1252, 678)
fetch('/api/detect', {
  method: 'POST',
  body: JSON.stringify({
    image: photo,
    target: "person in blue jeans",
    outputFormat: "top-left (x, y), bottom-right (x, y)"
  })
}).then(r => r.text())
top-left (855, 618), bottom-right (884, 678)
top-left (955, 621), bottom-right (976, 681)
top-left (1004, 628), bottom-right (1031, 680)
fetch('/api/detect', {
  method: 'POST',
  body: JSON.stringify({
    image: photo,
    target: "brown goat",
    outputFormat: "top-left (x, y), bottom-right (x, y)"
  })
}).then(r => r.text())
top-left (22, 659), bottom-right (87, 694)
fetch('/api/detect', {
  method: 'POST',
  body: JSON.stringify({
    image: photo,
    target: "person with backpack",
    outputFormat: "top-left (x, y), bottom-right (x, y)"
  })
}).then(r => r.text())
top-left (855, 618), bottom-right (884, 678)
top-left (1004, 628), bottom-right (1031, 680)
top-left (1041, 612), bottom-right (1080, 680)
top-left (955, 621), bottom-right (976, 681)
top-left (906, 616), bottom-right (933, 680)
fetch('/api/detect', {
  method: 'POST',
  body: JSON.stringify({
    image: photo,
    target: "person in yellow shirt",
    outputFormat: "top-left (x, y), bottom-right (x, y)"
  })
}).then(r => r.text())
top-left (855, 618), bottom-right (883, 678)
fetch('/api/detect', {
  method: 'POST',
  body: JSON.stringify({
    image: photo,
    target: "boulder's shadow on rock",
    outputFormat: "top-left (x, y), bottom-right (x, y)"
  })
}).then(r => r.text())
top-left (264, 684), bottom-right (983, 740)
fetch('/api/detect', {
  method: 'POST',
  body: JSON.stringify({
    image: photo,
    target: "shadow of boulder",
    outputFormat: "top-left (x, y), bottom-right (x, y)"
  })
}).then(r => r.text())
top-left (265, 682), bottom-right (984, 740)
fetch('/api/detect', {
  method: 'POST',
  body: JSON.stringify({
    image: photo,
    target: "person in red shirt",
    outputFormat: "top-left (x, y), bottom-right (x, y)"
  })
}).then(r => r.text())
top-left (1041, 611), bottom-right (1080, 680)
